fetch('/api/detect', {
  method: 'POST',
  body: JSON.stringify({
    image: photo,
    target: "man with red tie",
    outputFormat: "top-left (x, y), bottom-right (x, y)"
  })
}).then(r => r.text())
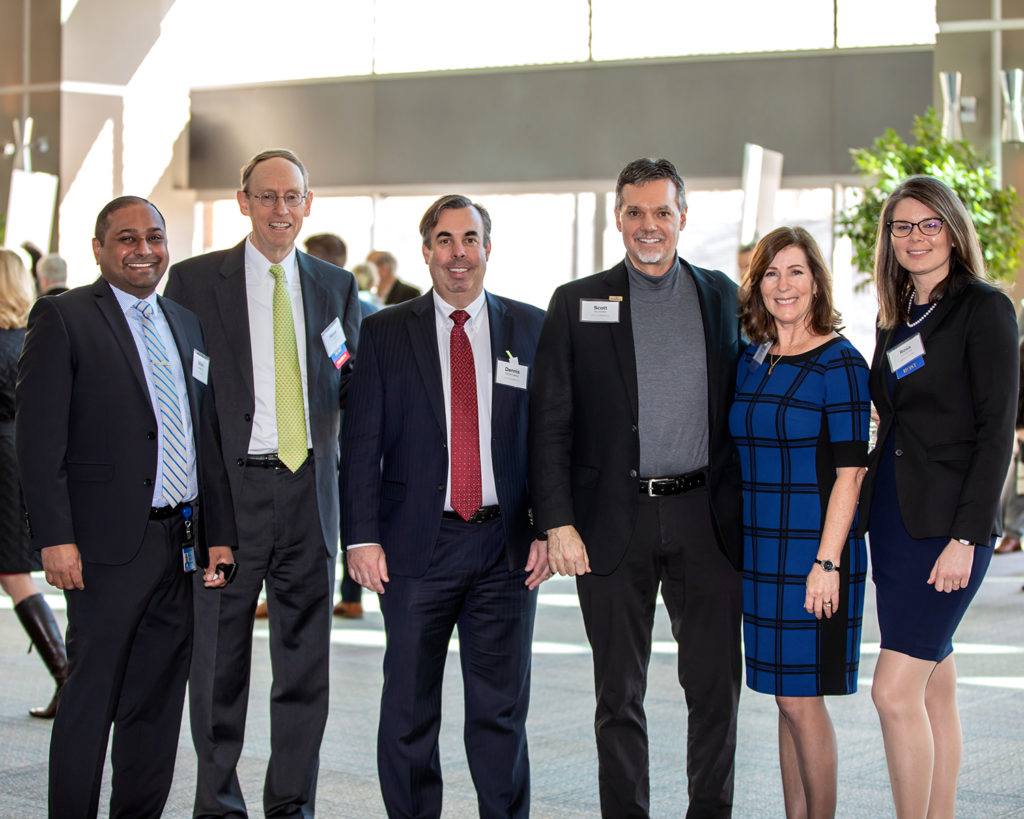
top-left (340, 194), bottom-right (549, 818)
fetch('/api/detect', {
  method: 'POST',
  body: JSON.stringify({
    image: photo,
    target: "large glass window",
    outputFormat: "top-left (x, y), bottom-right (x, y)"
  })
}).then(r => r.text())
top-left (837, 0), bottom-right (938, 48)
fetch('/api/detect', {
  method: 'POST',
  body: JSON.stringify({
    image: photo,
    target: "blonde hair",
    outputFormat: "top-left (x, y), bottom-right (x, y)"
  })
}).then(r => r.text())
top-left (0, 249), bottom-right (36, 329)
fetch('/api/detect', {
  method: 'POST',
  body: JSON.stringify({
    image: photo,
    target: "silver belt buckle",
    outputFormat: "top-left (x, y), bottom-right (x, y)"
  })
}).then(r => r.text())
top-left (647, 476), bottom-right (668, 497)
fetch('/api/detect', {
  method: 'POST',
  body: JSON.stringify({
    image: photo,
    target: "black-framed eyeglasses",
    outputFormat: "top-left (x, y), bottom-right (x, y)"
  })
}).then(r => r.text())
top-left (248, 191), bottom-right (306, 208)
top-left (887, 218), bottom-right (945, 238)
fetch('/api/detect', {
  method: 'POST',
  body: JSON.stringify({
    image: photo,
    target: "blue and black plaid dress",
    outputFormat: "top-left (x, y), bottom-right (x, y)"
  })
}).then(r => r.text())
top-left (729, 336), bottom-right (870, 696)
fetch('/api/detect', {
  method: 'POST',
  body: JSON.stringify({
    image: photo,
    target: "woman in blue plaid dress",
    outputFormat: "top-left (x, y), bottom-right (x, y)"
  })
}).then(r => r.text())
top-left (729, 227), bottom-right (870, 819)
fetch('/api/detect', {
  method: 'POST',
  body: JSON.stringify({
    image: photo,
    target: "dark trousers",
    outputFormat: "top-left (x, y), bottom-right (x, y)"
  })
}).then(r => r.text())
top-left (577, 489), bottom-right (742, 819)
top-left (190, 460), bottom-right (330, 818)
top-left (49, 514), bottom-right (192, 819)
top-left (377, 516), bottom-right (536, 819)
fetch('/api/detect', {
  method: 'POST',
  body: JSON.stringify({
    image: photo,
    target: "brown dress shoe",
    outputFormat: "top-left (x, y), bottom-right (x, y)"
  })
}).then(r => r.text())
top-left (254, 600), bottom-right (269, 618)
top-left (333, 601), bottom-right (364, 619)
top-left (995, 535), bottom-right (1022, 554)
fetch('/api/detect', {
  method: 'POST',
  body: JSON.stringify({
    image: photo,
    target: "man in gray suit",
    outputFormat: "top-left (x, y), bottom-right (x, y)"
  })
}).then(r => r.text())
top-left (164, 148), bottom-right (361, 818)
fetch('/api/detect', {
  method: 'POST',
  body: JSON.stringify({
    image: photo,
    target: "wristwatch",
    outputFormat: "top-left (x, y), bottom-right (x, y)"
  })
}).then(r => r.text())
top-left (814, 559), bottom-right (839, 572)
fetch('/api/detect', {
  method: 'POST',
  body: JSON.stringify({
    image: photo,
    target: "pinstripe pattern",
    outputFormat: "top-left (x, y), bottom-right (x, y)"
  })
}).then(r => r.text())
top-left (132, 300), bottom-right (187, 505)
top-left (729, 336), bottom-right (870, 696)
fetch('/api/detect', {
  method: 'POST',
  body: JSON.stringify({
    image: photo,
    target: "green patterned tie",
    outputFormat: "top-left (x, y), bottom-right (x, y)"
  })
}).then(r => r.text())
top-left (270, 264), bottom-right (308, 472)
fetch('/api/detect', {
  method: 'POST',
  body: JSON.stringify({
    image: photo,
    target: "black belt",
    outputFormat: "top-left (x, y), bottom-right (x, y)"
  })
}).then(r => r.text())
top-left (442, 505), bottom-right (501, 524)
top-left (150, 501), bottom-right (192, 520)
top-left (245, 450), bottom-right (312, 469)
top-left (639, 470), bottom-right (707, 497)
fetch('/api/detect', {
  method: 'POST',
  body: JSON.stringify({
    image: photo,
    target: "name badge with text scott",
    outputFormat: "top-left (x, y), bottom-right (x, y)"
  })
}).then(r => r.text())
top-left (886, 333), bottom-right (925, 379)
top-left (580, 299), bottom-right (620, 323)
top-left (192, 351), bottom-right (210, 384)
top-left (321, 317), bottom-right (350, 369)
top-left (496, 355), bottom-right (529, 389)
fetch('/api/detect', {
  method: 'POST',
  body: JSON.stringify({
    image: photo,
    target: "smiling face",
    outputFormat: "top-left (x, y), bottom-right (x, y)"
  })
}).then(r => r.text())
top-left (237, 155), bottom-right (312, 263)
top-left (422, 206), bottom-right (490, 309)
top-left (759, 243), bottom-right (817, 333)
top-left (890, 196), bottom-right (954, 289)
top-left (614, 178), bottom-right (687, 276)
top-left (92, 202), bottom-right (168, 298)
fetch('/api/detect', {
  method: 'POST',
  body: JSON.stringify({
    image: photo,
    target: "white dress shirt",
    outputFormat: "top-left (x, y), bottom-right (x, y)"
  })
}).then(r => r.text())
top-left (111, 284), bottom-right (198, 505)
top-left (243, 238), bottom-right (313, 454)
top-left (433, 289), bottom-right (498, 511)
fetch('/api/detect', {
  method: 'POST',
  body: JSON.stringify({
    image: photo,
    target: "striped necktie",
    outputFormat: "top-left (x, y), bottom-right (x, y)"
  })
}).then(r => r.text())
top-left (270, 264), bottom-right (308, 472)
top-left (132, 300), bottom-right (188, 506)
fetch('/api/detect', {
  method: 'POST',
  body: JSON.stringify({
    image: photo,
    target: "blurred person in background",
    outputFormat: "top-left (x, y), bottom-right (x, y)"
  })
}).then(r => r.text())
top-left (0, 248), bottom-right (66, 719)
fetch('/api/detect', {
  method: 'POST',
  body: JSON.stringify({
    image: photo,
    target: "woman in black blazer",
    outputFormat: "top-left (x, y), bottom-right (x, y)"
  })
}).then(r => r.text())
top-left (860, 176), bottom-right (1018, 818)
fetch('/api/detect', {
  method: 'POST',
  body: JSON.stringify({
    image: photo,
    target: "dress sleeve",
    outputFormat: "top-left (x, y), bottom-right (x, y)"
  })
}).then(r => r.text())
top-left (823, 341), bottom-right (871, 468)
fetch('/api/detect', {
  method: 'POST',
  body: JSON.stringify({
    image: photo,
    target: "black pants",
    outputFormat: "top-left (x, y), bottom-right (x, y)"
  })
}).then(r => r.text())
top-left (577, 489), bottom-right (742, 819)
top-left (190, 459), bottom-right (330, 818)
top-left (49, 513), bottom-right (192, 819)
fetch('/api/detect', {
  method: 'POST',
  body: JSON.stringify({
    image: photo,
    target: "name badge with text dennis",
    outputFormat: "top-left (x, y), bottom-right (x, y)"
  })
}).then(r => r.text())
top-left (580, 299), bottom-right (620, 323)
top-left (496, 357), bottom-right (529, 389)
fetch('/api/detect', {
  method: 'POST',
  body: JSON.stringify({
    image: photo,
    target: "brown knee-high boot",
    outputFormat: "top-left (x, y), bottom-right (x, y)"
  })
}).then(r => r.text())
top-left (14, 593), bottom-right (68, 719)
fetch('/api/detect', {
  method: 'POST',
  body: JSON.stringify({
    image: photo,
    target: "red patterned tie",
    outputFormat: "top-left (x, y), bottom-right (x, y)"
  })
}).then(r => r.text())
top-left (449, 309), bottom-right (481, 521)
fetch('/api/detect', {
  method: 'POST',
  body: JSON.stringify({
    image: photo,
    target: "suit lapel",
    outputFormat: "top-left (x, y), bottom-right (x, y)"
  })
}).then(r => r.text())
top-left (486, 292), bottom-right (512, 435)
top-left (689, 263), bottom-right (723, 422)
top-left (92, 279), bottom-right (152, 408)
top-left (213, 241), bottom-right (255, 402)
top-left (602, 263), bottom-right (639, 423)
top-left (298, 252), bottom-right (332, 400)
top-left (408, 294), bottom-right (447, 435)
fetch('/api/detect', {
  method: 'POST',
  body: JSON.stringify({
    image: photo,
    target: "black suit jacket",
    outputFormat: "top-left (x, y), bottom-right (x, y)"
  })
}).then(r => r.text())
top-left (15, 278), bottom-right (236, 565)
top-left (529, 258), bottom-right (744, 574)
top-left (859, 276), bottom-right (1019, 545)
top-left (340, 291), bottom-right (544, 576)
top-left (384, 279), bottom-right (422, 306)
top-left (164, 240), bottom-right (361, 558)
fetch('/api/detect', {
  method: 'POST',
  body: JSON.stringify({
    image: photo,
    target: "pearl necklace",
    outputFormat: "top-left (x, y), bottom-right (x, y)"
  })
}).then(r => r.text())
top-left (905, 287), bottom-right (938, 328)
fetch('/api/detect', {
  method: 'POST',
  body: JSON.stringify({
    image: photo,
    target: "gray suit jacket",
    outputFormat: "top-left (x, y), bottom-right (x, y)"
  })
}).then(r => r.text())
top-left (164, 240), bottom-right (361, 557)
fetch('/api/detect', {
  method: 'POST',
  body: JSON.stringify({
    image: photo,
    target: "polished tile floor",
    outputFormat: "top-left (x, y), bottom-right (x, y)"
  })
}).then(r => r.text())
top-left (1, 551), bottom-right (1022, 817)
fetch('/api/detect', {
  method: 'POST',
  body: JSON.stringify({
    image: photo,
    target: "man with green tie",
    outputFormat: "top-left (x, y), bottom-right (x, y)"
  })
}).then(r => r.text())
top-left (164, 149), bottom-right (361, 818)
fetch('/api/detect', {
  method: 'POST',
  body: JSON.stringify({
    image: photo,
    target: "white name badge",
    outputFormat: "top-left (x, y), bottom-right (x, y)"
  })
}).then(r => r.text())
top-left (192, 351), bottom-right (210, 384)
top-left (321, 317), bottom-right (350, 369)
top-left (496, 358), bottom-right (529, 389)
top-left (886, 333), bottom-right (925, 379)
top-left (580, 299), bottom-right (620, 323)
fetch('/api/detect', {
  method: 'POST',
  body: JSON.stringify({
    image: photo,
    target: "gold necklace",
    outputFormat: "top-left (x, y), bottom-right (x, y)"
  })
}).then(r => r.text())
top-left (768, 352), bottom-right (783, 375)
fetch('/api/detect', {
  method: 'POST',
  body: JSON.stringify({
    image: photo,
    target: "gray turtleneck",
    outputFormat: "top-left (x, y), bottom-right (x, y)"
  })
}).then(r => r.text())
top-left (626, 256), bottom-right (709, 476)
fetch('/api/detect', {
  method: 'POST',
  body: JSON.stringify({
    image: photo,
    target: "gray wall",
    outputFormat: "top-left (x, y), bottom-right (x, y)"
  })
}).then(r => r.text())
top-left (189, 48), bottom-right (933, 192)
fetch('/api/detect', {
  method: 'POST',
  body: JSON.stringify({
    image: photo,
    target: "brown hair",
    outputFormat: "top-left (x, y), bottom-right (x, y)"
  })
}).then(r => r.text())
top-left (239, 148), bottom-right (309, 193)
top-left (614, 157), bottom-right (686, 212)
top-left (738, 226), bottom-right (841, 343)
top-left (0, 249), bottom-right (36, 329)
top-left (419, 195), bottom-right (491, 247)
top-left (873, 175), bottom-right (985, 329)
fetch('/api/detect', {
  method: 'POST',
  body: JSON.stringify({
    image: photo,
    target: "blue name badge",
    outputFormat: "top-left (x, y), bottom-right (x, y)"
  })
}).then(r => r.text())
top-left (895, 356), bottom-right (924, 379)
top-left (182, 545), bottom-right (197, 572)
top-left (886, 333), bottom-right (926, 380)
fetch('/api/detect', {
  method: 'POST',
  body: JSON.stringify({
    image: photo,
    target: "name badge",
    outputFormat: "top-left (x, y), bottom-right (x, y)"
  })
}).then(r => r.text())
top-left (321, 317), bottom-right (350, 369)
top-left (192, 351), bottom-right (210, 384)
top-left (886, 333), bottom-right (925, 379)
top-left (496, 356), bottom-right (529, 389)
top-left (749, 341), bottom-right (771, 372)
top-left (580, 299), bottom-right (620, 323)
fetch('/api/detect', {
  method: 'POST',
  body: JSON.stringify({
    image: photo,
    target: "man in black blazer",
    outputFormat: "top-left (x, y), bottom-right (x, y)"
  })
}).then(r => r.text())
top-left (16, 196), bottom-right (237, 818)
top-left (368, 249), bottom-right (422, 305)
top-left (530, 158), bottom-right (744, 818)
top-left (164, 149), bottom-right (361, 818)
top-left (341, 195), bottom-right (548, 818)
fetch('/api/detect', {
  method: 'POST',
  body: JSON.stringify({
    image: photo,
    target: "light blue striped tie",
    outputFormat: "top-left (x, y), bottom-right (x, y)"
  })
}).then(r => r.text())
top-left (133, 300), bottom-right (188, 506)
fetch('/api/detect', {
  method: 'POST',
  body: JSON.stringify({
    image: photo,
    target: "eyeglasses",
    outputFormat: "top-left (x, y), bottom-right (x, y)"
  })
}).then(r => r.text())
top-left (887, 218), bottom-right (945, 238)
top-left (247, 191), bottom-right (307, 208)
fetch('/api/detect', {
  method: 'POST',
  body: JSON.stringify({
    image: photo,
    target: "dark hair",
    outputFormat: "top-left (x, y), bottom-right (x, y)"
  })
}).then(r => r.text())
top-left (874, 175), bottom-right (985, 329)
top-left (94, 196), bottom-right (165, 243)
top-left (304, 233), bottom-right (347, 267)
top-left (614, 158), bottom-right (686, 212)
top-left (419, 195), bottom-right (492, 247)
top-left (738, 226), bottom-right (842, 343)
top-left (240, 148), bottom-right (309, 193)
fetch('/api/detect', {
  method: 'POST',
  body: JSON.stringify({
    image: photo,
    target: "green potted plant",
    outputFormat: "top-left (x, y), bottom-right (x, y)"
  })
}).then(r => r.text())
top-left (837, 107), bottom-right (1023, 286)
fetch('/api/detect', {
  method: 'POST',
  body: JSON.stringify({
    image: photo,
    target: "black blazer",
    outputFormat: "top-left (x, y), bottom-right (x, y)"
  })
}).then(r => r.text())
top-left (340, 291), bottom-right (544, 577)
top-left (859, 276), bottom-right (1019, 545)
top-left (529, 258), bottom-right (744, 574)
top-left (164, 240), bottom-right (361, 559)
top-left (384, 279), bottom-right (422, 306)
top-left (15, 278), bottom-right (236, 565)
